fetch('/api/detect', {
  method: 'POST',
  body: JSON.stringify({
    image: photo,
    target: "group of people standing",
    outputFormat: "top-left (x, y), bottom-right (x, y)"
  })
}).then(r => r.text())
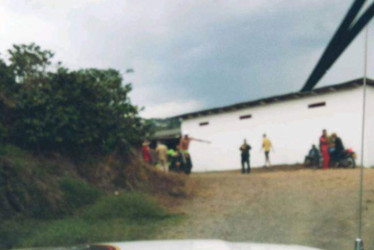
top-left (319, 129), bottom-right (344, 169)
top-left (239, 134), bottom-right (273, 174)
top-left (143, 130), bottom-right (345, 174)
top-left (141, 134), bottom-right (203, 174)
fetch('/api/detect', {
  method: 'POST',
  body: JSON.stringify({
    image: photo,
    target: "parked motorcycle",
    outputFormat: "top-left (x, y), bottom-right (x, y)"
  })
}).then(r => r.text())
top-left (306, 147), bottom-right (357, 169)
top-left (304, 152), bottom-right (322, 168)
top-left (336, 148), bottom-right (356, 168)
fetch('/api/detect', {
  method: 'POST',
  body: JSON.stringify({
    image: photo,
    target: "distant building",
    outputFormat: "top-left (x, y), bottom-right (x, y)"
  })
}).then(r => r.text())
top-left (149, 127), bottom-right (181, 149)
top-left (175, 78), bottom-right (374, 172)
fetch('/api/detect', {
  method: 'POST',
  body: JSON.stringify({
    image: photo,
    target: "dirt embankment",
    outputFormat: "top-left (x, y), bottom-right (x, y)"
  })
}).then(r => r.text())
top-left (0, 144), bottom-right (189, 220)
top-left (157, 166), bottom-right (374, 250)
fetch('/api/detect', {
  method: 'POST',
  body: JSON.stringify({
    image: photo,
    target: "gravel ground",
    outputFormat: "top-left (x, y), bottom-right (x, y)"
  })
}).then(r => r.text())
top-left (157, 166), bottom-right (374, 250)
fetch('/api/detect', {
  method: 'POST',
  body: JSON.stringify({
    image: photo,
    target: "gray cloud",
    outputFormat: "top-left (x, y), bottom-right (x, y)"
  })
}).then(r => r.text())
top-left (0, 0), bottom-right (371, 118)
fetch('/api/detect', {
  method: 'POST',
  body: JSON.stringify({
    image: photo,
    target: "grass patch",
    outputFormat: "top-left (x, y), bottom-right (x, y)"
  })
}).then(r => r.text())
top-left (59, 176), bottom-right (103, 214)
top-left (82, 192), bottom-right (169, 221)
top-left (1, 192), bottom-right (182, 249)
top-left (0, 144), bottom-right (27, 158)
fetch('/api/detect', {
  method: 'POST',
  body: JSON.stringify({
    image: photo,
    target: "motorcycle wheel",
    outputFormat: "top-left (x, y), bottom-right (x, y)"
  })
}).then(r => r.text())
top-left (345, 157), bottom-right (356, 168)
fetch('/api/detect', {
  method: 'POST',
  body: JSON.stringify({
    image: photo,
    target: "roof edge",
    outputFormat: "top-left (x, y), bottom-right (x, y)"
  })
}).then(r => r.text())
top-left (171, 78), bottom-right (374, 120)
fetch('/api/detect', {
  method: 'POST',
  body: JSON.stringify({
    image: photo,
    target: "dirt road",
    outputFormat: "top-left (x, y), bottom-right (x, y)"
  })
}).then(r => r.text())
top-left (157, 167), bottom-right (374, 250)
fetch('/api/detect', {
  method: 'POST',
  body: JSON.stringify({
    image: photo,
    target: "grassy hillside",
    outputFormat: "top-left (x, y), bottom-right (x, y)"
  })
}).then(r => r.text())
top-left (0, 43), bottom-right (190, 249)
top-left (1, 193), bottom-right (183, 248)
top-left (0, 144), bottom-right (189, 249)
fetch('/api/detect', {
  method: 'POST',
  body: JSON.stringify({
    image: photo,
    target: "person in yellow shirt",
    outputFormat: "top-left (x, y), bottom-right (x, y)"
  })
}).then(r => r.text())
top-left (262, 134), bottom-right (272, 167)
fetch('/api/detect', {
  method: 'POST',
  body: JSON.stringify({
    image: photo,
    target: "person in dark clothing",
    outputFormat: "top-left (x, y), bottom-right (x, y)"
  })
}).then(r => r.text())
top-left (184, 155), bottom-right (193, 174)
top-left (333, 134), bottom-right (344, 153)
top-left (330, 133), bottom-right (344, 167)
top-left (305, 144), bottom-right (320, 167)
top-left (169, 146), bottom-right (192, 174)
top-left (240, 139), bottom-right (252, 174)
top-left (170, 149), bottom-right (184, 172)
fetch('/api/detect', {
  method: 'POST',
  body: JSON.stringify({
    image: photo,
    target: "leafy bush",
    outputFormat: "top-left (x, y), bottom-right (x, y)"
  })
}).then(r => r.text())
top-left (0, 43), bottom-right (150, 155)
top-left (59, 176), bottom-right (102, 213)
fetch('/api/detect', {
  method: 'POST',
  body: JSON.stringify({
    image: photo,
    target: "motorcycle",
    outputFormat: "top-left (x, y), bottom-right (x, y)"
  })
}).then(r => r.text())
top-left (335, 148), bottom-right (356, 168)
top-left (307, 148), bottom-right (357, 169)
top-left (304, 152), bottom-right (322, 168)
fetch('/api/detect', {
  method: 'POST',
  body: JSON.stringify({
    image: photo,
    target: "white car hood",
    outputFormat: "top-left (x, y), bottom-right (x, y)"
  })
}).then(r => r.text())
top-left (94, 239), bottom-right (320, 250)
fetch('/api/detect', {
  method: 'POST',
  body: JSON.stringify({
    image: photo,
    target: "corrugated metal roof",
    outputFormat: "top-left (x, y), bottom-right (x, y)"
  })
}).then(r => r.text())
top-left (173, 78), bottom-right (374, 120)
top-left (150, 127), bottom-right (181, 140)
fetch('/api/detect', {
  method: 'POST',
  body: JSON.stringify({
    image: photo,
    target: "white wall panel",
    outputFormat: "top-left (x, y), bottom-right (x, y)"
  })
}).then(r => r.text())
top-left (181, 87), bottom-right (371, 172)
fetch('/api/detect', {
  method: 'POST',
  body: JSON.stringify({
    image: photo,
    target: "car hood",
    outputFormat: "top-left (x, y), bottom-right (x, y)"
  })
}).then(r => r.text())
top-left (91, 239), bottom-right (320, 250)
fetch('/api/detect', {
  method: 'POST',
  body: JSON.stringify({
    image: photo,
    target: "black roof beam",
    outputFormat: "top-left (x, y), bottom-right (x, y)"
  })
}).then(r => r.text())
top-left (301, 0), bottom-right (374, 92)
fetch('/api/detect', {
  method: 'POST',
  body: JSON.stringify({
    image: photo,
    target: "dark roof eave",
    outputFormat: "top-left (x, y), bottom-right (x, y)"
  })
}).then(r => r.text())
top-left (173, 78), bottom-right (374, 120)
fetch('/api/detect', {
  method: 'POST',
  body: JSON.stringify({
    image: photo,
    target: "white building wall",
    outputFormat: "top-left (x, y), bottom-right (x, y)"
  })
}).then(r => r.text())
top-left (363, 87), bottom-right (374, 167)
top-left (182, 87), bottom-right (373, 172)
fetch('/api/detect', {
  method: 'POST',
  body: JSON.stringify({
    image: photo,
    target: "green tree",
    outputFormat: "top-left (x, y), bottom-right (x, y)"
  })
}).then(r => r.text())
top-left (0, 59), bottom-right (16, 140)
top-left (8, 43), bottom-right (54, 84)
top-left (1, 43), bottom-right (148, 155)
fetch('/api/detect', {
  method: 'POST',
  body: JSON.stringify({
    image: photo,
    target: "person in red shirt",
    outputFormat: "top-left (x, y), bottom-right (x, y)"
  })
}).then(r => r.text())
top-left (320, 129), bottom-right (330, 169)
top-left (142, 140), bottom-right (151, 163)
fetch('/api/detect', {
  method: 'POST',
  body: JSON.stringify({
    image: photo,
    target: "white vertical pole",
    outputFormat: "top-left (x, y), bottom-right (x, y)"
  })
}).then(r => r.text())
top-left (356, 1), bottom-right (369, 249)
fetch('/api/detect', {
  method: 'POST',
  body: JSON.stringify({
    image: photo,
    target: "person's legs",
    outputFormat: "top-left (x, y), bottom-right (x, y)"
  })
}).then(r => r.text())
top-left (163, 159), bottom-right (168, 171)
top-left (241, 156), bottom-right (246, 173)
top-left (322, 148), bottom-right (329, 169)
top-left (329, 151), bottom-right (336, 168)
top-left (179, 160), bottom-right (186, 173)
top-left (265, 151), bottom-right (271, 167)
top-left (334, 151), bottom-right (344, 167)
top-left (161, 159), bottom-right (167, 172)
top-left (243, 158), bottom-right (249, 173)
top-left (181, 150), bottom-right (188, 164)
top-left (247, 157), bottom-right (251, 173)
top-left (186, 154), bottom-right (192, 174)
top-left (264, 152), bottom-right (268, 167)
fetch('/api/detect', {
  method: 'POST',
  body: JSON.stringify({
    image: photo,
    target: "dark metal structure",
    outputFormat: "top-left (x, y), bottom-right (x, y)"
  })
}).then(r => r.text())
top-left (301, 0), bottom-right (374, 92)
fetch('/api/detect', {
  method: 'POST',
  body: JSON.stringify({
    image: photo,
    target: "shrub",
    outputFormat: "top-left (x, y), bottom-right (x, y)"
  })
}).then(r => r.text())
top-left (59, 176), bottom-right (102, 213)
top-left (83, 192), bottom-right (168, 221)
top-left (0, 43), bottom-right (151, 155)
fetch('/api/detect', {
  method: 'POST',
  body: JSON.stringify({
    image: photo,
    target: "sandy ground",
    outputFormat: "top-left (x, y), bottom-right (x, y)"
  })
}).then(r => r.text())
top-left (156, 166), bottom-right (374, 250)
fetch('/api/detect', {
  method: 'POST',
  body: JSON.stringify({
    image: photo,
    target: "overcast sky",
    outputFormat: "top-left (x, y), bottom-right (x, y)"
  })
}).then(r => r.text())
top-left (1, 0), bottom-right (373, 118)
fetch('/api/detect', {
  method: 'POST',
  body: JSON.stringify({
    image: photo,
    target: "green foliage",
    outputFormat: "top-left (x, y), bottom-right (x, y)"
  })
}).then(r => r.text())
top-left (8, 43), bottom-right (54, 84)
top-left (0, 147), bottom-right (59, 220)
top-left (59, 176), bottom-right (102, 213)
top-left (0, 59), bottom-right (16, 142)
top-left (0, 145), bottom-right (100, 220)
top-left (0, 144), bottom-right (26, 157)
top-left (83, 192), bottom-right (168, 221)
top-left (0, 156), bottom-right (29, 218)
top-left (0, 43), bottom-right (148, 154)
top-left (0, 193), bottom-right (180, 249)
